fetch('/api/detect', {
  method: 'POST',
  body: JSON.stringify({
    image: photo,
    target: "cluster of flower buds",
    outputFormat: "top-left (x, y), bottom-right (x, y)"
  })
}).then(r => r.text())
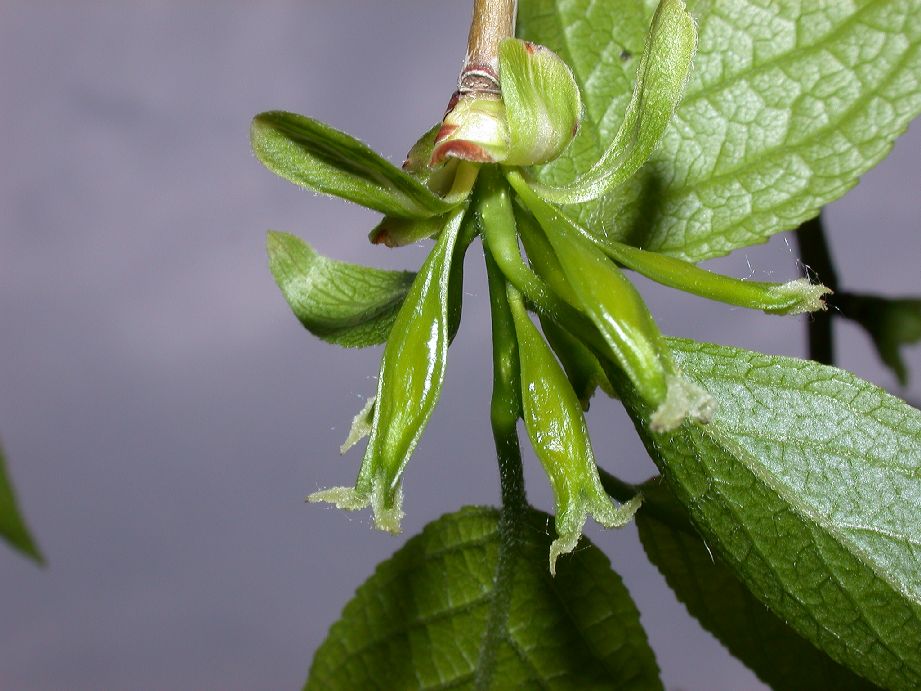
top-left (253, 0), bottom-right (829, 571)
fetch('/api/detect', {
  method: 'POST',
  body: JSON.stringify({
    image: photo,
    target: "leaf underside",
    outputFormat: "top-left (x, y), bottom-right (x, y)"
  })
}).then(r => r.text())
top-left (307, 506), bottom-right (662, 690)
top-left (622, 337), bottom-right (921, 689)
top-left (518, 0), bottom-right (921, 261)
top-left (266, 231), bottom-right (415, 348)
top-left (635, 476), bottom-right (878, 690)
top-left (252, 111), bottom-right (458, 218)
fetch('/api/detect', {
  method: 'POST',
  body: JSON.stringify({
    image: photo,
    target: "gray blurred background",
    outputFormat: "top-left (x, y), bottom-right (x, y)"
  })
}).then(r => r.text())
top-left (0, 2), bottom-right (918, 689)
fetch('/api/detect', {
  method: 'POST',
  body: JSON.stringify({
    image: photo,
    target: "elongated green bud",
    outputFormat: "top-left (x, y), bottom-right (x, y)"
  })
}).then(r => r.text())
top-left (508, 286), bottom-right (640, 574)
top-left (540, 317), bottom-right (615, 409)
top-left (514, 205), bottom-right (579, 307)
top-left (478, 168), bottom-right (590, 337)
top-left (516, 207), bottom-right (614, 406)
top-left (600, 240), bottom-right (831, 315)
top-left (309, 207), bottom-right (465, 532)
top-left (509, 170), bottom-right (714, 431)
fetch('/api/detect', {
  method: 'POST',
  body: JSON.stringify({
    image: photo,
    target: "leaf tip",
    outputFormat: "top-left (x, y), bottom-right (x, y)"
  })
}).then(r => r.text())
top-left (249, 111), bottom-right (281, 152)
top-left (264, 229), bottom-right (288, 254)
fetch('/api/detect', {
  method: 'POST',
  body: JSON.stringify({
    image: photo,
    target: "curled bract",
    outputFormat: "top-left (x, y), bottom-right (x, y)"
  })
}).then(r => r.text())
top-left (431, 38), bottom-right (581, 168)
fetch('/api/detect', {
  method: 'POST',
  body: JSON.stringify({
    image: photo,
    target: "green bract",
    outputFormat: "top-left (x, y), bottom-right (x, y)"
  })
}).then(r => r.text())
top-left (266, 231), bottom-right (415, 348)
top-left (251, 111), bottom-right (464, 218)
top-left (500, 38), bottom-right (582, 166)
top-left (252, 0), bottom-right (921, 685)
top-left (527, 0), bottom-right (696, 204)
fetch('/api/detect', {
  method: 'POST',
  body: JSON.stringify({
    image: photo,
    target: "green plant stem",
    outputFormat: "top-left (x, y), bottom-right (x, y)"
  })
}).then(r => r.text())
top-left (794, 215), bottom-right (837, 365)
top-left (476, 244), bottom-right (526, 689)
top-left (485, 245), bottom-right (525, 513)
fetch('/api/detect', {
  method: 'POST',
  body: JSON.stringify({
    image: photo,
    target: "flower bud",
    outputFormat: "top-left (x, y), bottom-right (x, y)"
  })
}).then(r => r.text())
top-left (508, 170), bottom-right (715, 431)
top-left (430, 93), bottom-right (509, 166)
top-left (430, 39), bottom-right (581, 168)
top-left (308, 208), bottom-right (465, 532)
top-left (509, 287), bottom-right (640, 574)
top-left (499, 39), bottom-right (582, 166)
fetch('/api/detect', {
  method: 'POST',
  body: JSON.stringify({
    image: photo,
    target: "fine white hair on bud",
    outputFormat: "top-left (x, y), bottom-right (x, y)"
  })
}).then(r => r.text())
top-left (649, 374), bottom-right (717, 432)
top-left (765, 278), bottom-right (833, 315)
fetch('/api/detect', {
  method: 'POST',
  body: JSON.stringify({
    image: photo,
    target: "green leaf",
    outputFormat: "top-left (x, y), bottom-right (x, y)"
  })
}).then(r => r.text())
top-left (0, 440), bottom-right (44, 564)
top-left (251, 111), bottom-right (461, 218)
top-left (633, 476), bottom-right (877, 690)
top-left (618, 337), bottom-right (921, 689)
top-left (840, 293), bottom-right (921, 386)
top-left (518, 0), bottom-right (921, 260)
top-left (307, 506), bottom-right (662, 690)
top-left (266, 231), bottom-right (415, 348)
top-left (527, 0), bottom-right (696, 204)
